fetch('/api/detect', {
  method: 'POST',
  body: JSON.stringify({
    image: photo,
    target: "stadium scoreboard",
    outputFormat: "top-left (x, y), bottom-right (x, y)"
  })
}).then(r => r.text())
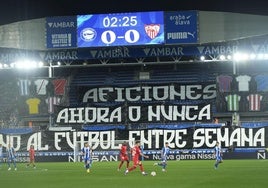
top-left (77, 11), bottom-right (164, 47)
top-left (46, 11), bottom-right (198, 49)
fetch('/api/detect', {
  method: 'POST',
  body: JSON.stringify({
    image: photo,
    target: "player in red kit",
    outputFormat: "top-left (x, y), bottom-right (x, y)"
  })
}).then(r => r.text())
top-left (124, 140), bottom-right (149, 176)
top-left (26, 145), bottom-right (36, 169)
top-left (118, 141), bottom-right (129, 171)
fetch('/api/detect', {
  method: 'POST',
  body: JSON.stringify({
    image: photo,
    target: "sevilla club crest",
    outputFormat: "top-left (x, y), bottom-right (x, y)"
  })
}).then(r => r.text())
top-left (144, 24), bottom-right (160, 39)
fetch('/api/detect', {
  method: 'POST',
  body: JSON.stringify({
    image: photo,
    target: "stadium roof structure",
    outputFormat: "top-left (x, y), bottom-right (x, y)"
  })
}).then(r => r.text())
top-left (0, 11), bottom-right (268, 68)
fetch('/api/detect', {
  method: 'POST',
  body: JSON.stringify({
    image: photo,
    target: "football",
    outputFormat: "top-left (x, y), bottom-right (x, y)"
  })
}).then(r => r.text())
top-left (151, 171), bottom-right (156, 176)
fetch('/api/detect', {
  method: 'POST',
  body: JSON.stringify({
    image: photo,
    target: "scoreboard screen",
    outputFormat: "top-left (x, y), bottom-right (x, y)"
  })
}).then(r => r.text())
top-left (77, 11), bottom-right (164, 47)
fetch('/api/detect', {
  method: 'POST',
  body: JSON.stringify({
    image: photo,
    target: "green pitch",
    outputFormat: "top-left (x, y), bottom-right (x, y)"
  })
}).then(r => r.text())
top-left (0, 160), bottom-right (267, 188)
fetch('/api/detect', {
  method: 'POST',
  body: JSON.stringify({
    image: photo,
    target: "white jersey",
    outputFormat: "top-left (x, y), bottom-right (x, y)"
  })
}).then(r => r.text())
top-left (236, 75), bottom-right (251, 91)
top-left (34, 79), bottom-right (49, 95)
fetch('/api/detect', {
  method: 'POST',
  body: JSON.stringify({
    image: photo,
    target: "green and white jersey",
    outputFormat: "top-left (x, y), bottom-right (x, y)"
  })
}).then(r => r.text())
top-left (225, 94), bottom-right (240, 111)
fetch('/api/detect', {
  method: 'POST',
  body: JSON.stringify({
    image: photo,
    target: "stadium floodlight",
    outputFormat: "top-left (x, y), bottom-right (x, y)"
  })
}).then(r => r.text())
top-left (10, 63), bottom-right (16, 68)
top-left (233, 52), bottom-right (249, 62)
top-left (15, 60), bottom-right (31, 69)
top-left (249, 53), bottom-right (256, 60)
top-left (13, 59), bottom-right (43, 69)
top-left (257, 53), bottom-right (264, 60)
top-left (233, 53), bottom-right (240, 61)
top-left (219, 55), bottom-right (226, 60)
top-left (232, 52), bottom-right (268, 61)
top-left (243, 53), bottom-right (249, 61)
top-left (38, 61), bottom-right (44, 67)
top-left (227, 55), bottom-right (232, 60)
top-left (200, 56), bottom-right (205, 61)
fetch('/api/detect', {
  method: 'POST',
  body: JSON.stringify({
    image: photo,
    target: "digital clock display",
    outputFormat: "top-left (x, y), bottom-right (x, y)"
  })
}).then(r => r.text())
top-left (77, 11), bottom-right (164, 47)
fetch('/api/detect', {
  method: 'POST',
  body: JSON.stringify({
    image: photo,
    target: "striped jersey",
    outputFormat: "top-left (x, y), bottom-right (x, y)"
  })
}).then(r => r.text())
top-left (161, 146), bottom-right (170, 160)
top-left (7, 147), bottom-right (16, 159)
top-left (46, 96), bottom-right (61, 113)
top-left (214, 145), bottom-right (221, 158)
top-left (0, 146), bottom-right (2, 157)
top-left (18, 79), bottom-right (31, 96)
top-left (81, 146), bottom-right (91, 160)
top-left (52, 79), bottom-right (67, 95)
top-left (247, 94), bottom-right (263, 111)
top-left (225, 94), bottom-right (240, 111)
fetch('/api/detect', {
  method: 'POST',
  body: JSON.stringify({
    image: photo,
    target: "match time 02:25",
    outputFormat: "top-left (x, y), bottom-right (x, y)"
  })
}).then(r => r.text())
top-left (102, 16), bottom-right (138, 28)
